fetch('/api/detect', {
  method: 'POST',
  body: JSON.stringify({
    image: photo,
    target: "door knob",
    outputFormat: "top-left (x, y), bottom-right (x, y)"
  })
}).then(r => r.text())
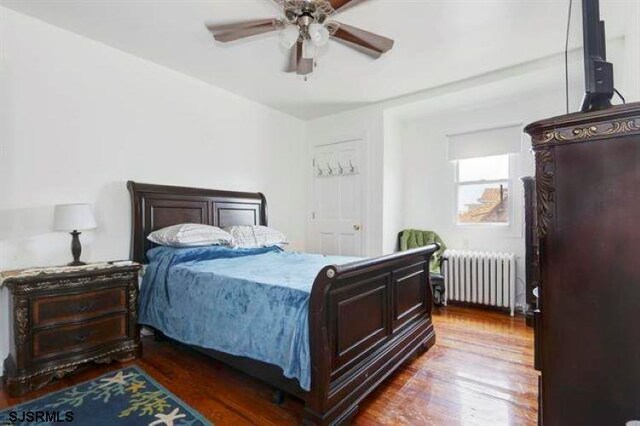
top-left (353, 225), bottom-right (361, 231)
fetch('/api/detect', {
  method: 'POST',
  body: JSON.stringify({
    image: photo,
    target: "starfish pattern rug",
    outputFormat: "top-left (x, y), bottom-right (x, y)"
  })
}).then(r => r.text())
top-left (0, 366), bottom-right (211, 425)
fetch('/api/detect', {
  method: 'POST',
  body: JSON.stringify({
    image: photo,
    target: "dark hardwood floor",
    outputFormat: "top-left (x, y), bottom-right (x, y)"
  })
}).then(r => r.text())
top-left (1, 307), bottom-right (538, 425)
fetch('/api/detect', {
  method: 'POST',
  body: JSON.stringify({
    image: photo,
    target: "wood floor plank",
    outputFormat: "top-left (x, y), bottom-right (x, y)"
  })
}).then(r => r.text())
top-left (0, 307), bottom-right (538, 425)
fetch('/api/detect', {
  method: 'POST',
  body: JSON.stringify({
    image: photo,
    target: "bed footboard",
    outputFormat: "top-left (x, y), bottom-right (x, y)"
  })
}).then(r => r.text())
top-left (304, 245), bottom-right (439, 425)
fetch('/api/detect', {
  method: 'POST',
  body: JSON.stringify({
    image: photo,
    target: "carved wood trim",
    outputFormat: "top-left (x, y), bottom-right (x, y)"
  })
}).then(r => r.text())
top-left (532, 117), bottom-right (640, 146)
top-left (129, 283), bottom-right (138, 323)
top-left (8, 273), bottom-right (137, 294)
top-left (535, 148), bottom-right (555, 239)
top-left (8, 342), bottom-right (139, 382)
top-left (14, 297), bottom-right (29, 346)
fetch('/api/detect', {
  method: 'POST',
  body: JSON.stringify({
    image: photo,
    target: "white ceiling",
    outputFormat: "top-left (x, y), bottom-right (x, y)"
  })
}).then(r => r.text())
top-left (1, 0), bottom-right (631, 120)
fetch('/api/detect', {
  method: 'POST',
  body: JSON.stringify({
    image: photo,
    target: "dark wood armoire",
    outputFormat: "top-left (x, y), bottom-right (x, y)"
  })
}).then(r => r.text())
top-left (522, 176), bottom-right (539, 327)
top-left (525, 102), bottom-right (640, 425)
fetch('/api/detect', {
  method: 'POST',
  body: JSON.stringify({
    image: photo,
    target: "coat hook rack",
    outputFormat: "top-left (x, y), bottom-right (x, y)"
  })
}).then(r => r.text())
top-left (315, 160), bottom-right (360, 178)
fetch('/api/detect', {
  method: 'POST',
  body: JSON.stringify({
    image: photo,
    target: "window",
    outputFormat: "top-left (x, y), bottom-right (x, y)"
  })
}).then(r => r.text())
top-left (456, 154), bottom-right (510, 225)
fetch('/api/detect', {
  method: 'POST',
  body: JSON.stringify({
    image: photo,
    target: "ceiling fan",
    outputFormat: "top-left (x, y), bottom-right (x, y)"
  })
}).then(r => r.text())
top-left (205, 0), bottom-right (394, 78)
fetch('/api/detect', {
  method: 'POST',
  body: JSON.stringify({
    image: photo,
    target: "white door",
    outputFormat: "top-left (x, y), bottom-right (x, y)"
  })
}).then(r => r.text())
top-left (312, 140), bottom-right (364, 256)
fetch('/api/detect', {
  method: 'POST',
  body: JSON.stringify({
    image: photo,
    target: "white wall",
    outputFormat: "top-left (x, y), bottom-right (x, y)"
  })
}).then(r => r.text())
top-left (0, 8), bottom-right (306, 372)
top-left (382, 112), bottom-right (404, 254)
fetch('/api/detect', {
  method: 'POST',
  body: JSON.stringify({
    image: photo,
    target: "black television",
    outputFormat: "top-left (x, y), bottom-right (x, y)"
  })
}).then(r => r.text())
top-left (580, 0), bottom-right (615, 112)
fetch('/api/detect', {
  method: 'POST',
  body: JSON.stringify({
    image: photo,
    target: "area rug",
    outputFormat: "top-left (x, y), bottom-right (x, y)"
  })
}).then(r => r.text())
top-left (0, 366), bottom-right (211, 425)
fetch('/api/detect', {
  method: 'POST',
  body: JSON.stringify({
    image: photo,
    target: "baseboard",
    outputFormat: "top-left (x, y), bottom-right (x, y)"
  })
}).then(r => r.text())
top-left (445, 300), bottom-right (524, 316)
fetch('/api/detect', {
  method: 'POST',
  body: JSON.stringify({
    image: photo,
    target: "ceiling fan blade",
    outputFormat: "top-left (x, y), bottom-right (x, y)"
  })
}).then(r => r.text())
top-left (328, 0), bottom-right (371, 12)
top-left (295, 41), bottom-right (314, 75)
top-left (205, 18), bottom-right (276, 33)
top-left (330, 22), bottom-right (394, 58)
top-left (205, 19), bottom-right (281, 43)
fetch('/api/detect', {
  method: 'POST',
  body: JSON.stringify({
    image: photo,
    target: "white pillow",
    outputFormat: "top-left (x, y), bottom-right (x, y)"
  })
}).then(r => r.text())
top-left (147, 224), bottom-right (233, 247)
top-left (225, 225), bottom-right (289, 249)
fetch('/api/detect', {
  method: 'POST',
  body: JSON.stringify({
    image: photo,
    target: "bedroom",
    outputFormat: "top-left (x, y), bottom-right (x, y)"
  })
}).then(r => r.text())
top-left (0, 0), bottom-right (639, 425)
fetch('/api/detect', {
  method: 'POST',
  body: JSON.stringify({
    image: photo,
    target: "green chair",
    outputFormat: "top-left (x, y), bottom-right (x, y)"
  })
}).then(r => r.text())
top-left (398, 229), bottom-right (447, 306)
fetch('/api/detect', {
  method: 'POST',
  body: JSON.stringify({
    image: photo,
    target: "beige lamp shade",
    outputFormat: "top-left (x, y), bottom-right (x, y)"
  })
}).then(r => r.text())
top-left (53, 204), bottom-right (97, 232)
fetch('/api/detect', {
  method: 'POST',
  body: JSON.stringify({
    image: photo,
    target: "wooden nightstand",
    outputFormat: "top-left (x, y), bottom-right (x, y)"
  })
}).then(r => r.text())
top-left (1, 262), bottom-right (142, 396)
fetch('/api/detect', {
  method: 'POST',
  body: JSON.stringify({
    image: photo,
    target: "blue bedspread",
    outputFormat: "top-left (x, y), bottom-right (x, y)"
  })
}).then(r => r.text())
top-left (138, 245), bottom-right (359, 391)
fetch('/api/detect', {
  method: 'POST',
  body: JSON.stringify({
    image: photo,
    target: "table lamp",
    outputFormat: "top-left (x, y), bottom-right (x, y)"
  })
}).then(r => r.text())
top-left (53, 203), bottom-right (97, 266)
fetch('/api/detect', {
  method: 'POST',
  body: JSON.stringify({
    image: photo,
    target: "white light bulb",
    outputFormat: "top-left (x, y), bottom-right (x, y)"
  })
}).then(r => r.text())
top-left (279, 25), bottom-right (300, 50)
top-left (308, 23), bottom-right (330, 47)
top-left (302, 38), bottom-right (316, 59)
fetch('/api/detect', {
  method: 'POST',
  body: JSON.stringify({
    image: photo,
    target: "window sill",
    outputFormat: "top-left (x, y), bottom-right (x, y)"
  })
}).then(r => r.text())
top-left (456, 223), bottom-right (510, 228)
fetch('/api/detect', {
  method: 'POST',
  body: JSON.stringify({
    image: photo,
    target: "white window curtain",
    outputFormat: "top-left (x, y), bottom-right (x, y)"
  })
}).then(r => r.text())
top-left (447, 124), bottom-right (523, 161)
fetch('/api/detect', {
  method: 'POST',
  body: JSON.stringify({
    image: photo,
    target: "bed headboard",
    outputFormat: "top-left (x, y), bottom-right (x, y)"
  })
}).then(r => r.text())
top-left (127, 181), bottom-right (268, 263)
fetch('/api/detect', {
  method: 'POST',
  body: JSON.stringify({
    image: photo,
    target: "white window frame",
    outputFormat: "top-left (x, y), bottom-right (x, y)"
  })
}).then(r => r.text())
top-left (454, 154), bottom-right (514, 227)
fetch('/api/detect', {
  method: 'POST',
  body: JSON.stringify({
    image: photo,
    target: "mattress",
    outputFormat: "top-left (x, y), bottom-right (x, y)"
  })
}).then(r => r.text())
top-left (138, 245), bottom-right (359, 390)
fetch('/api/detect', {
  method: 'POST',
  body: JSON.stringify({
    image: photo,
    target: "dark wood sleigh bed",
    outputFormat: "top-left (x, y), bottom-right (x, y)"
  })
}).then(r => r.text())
top-left (128, 181), bottom-right (438, 425)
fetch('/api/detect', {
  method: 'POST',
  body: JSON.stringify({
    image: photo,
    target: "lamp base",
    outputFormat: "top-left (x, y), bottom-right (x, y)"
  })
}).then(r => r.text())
top-left (69, 230), bottom-right (85, 267)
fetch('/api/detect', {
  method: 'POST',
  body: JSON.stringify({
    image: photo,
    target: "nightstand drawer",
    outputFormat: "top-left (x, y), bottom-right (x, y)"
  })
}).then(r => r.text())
top-left (33, 287), bottom-right (127, 326)
top-left (33, 315), bottom-right (127, 360)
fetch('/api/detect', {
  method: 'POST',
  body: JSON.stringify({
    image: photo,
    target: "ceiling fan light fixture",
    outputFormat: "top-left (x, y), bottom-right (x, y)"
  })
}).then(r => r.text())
top-left (308, 23), bottom-right (330, 47)
top-left (278, 25), bottom-right (300, 49)
top-left (302, 38), bottom-right (317, 59)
